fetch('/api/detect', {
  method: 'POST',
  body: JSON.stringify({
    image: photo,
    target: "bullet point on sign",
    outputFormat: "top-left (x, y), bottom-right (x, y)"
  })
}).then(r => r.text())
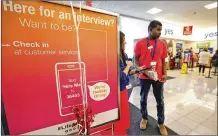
top-left (2, 44), bottom-right (11, 47)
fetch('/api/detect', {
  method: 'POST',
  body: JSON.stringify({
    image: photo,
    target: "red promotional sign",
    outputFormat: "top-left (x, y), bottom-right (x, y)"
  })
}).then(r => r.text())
top-left (85, 0), bottom-right (92, 7)
top-left (183, 26), bottom-right (193, 35)
top-left (1, 1), bottom-right (119, 135)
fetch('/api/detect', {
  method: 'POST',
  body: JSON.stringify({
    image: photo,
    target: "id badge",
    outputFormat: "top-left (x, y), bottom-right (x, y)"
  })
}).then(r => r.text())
top-left (148, 46), bottom-right (153, 50)
top-left (126, 84), bottom-right (132, 89)
top-left (150, 61), bottom-right (156, 66)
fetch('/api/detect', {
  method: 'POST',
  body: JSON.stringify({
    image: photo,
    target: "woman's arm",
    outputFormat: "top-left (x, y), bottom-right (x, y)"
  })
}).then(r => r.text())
top-left (120, 61), bottom-right (132, 85)
top-left (128, 69), bottom-right (137, 75)
top-left (122, 61), bottom-right (132, 75)
top-left (123, 65), bottom-right (131, 75)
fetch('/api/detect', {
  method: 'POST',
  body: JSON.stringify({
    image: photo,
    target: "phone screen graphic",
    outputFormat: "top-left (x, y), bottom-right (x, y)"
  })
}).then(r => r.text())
top-left (55, 62), bottom-right (86, 116)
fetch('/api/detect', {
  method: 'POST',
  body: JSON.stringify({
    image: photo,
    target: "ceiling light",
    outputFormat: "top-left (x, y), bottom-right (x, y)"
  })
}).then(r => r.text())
top-left (204, 2), bottom-right (217, 9)
top-left (146, 7), bottom-right (162, 14)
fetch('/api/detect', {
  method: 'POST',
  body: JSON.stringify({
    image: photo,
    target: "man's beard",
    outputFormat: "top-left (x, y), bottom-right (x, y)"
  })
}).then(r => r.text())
top-left (156, 34), bottom-right (161, 39)
top-left (150, 34), bottom-right (160, 39)
top-left (152, 36), bottom-right (159, 39)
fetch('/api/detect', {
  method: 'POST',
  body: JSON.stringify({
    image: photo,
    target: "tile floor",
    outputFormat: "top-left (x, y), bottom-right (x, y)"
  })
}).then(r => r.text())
top-left (129, 68), bottom-right (217, 135)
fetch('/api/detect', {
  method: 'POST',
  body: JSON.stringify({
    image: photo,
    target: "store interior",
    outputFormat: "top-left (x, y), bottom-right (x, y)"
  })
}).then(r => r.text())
top-left (160, 38), bottom-right (217, 68)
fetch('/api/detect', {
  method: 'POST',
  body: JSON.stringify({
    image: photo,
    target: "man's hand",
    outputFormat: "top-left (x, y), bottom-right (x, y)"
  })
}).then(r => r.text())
top-left (141, 70), bottom-right (154, 79)
top-left (137, 66), bottom-right (146, 71)
top-left (159, 75), bottom-right (167, 83)
top-left (129, 69), bottom-right (138, 75)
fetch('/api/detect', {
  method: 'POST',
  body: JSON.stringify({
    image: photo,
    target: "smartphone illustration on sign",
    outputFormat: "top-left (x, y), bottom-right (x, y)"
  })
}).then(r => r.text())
top-left (55, 62), bottom-right (87, 116)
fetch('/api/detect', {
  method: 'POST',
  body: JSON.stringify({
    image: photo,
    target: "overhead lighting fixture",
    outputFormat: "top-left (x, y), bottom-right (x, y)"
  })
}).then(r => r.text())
top-left (204, 2), bottom-right (217, 9)
top-left (146, 7), bottom-right (162, 14)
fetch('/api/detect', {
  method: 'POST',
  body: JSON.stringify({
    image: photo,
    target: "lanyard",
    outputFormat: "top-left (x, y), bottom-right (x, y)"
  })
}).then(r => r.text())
top-left (146, 38), bottom-right (157, 60)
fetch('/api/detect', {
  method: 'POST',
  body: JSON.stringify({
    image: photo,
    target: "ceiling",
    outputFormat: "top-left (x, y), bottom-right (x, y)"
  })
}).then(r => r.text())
top-left (53, 1), bottom-right (217, 28)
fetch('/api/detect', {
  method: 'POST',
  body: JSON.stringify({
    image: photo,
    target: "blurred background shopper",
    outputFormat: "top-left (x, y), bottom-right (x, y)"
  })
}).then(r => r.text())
top-left (189, 47), bottom-right (194, 68)
top-left (175, 49), bottom-right (182, 69)
top-left (198, 48), bottom-right (210, 76)
top-left (212, 50), bottom-right (218, 68)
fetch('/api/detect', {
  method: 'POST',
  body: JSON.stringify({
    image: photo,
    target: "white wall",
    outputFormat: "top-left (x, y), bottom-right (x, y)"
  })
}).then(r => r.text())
top-left (120, 16), bottom-right (217, 58)
top-left (193, 27), bottom-right (217, 41)
top-left (119, 16), bottom-right (193, 58)
top-left (120, 16), bottom-right (149, 58)
top-left (160, 23), bottom-right (195, 41)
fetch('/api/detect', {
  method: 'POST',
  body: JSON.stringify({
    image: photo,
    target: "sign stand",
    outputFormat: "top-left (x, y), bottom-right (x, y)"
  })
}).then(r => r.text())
top-left (206, 61), bottom-right (213, 78)
top-left (189, 66), bottom-right (194, 71)
top-left (112, 122), bottom-right (114, 135)
top-left (212, 67), bottom-right (218, 76)
top-left (189, 59), bottom-right (194, 71)
top-left (89, 123), bottom-right (115, 135)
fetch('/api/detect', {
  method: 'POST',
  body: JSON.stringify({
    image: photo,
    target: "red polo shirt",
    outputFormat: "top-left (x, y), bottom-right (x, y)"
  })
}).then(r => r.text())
top-left (134, 38), bottom-right (167, 80)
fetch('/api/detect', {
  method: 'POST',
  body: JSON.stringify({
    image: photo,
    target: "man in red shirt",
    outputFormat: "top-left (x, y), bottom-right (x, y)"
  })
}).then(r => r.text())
top-left (134, 20), bottom-right (168, 135)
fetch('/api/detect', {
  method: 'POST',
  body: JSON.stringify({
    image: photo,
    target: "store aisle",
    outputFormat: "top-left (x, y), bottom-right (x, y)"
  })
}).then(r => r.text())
top-left (129, 68), bottom-right (217, 135)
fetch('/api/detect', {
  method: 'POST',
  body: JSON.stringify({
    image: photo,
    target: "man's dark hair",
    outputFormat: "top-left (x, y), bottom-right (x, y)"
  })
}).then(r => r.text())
top-left (148, 20), bottom-right (162, 32)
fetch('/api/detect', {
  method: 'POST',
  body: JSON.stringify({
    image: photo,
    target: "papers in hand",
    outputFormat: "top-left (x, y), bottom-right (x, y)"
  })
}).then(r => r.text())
top-left (147, 71), bottom-right (158, 81)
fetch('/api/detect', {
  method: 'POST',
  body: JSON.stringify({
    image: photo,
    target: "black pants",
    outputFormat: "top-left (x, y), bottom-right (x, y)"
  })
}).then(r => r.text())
top-left (199, 65), bottom-right (206, 73)
top-left (139, 79), bottom-right (164, 124)
top-left (189, 59), bottom-right (194, 68)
